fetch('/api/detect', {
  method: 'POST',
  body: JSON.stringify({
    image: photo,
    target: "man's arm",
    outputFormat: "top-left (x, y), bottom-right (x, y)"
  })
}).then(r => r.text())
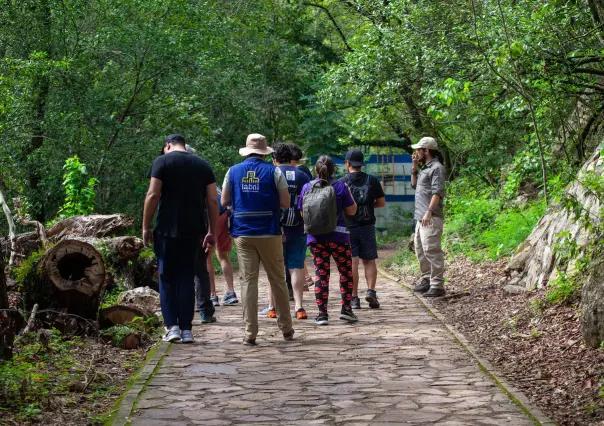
top-left (343, 185), bottom-right (358, 216)
top-left (275, 168), bottom-right (290, 208)
top-left (421, 166), bottom-right (445, 227)
top-left (203, 183), bottom-right (218, 250)
top-left (374, 196), bottom-right (386, 208)
top-left (221, 171), bottom-right (232, 207)
top-left (142, 177), bottom-right (162, 247)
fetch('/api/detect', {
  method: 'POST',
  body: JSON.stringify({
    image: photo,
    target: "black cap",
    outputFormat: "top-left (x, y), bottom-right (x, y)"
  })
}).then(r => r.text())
top-left (345, 149), bottom-right (364, 167)
top-left (160, 134), bottom-right (186, 155)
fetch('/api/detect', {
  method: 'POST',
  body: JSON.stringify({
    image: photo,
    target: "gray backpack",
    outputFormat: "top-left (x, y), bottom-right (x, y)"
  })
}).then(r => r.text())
top-left (302, 179), bottom-right (338, 235)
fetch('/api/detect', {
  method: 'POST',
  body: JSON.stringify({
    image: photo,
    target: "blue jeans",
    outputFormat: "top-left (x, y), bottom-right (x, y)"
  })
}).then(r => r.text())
top-left (154, 234), bottom-right (199, 331)
top-left (195, 248), bottom-right (215, 316)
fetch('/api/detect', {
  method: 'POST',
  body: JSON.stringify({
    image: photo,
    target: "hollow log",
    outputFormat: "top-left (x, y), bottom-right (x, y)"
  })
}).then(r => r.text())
top-left (22, 240), bottom-right (106, 320)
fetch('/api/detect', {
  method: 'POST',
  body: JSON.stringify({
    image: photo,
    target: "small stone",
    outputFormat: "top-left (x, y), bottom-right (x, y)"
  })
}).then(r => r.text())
top-left (503, 285), bottom-right (526, 295)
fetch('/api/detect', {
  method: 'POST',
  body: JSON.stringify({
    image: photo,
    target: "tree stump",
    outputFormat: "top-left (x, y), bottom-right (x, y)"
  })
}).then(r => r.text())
top-left (99, 304), bottom-right (150, 329)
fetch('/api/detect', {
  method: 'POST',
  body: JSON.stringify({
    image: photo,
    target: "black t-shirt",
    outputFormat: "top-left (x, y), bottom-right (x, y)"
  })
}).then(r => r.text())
top-left (340, 172), bottom-right (385, 228)
top-left (150, 151), bottom-right (216, 239)
top-left (296, 164), bottom-right (313, 180)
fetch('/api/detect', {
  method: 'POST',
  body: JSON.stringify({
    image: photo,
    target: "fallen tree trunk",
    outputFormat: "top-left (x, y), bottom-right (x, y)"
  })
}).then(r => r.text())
top-left (22, 240), bottom-right (106, 320)
top-left (99, 304), bottom-right (151, 329)
top-left (1, 214), bottom-right (135, 264)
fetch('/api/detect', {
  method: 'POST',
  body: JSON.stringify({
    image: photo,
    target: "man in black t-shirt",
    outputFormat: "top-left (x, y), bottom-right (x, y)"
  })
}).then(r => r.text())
top-left (340, 150), bottom-right (386, 310)
top-left (142, 134), bottom-right (218, 344)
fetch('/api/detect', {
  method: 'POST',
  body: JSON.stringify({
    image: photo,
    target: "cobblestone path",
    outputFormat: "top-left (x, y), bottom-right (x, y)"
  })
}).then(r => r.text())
top-left (129, 260), bottom-right (536, 425)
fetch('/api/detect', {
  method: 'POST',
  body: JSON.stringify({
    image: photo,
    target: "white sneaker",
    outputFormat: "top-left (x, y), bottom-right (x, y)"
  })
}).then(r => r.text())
top-left (163, 326), bottom-right (181, 343)
top-left (258, 306), bottom-right (274, 317)
top-left (181, 330), bottom-right (194, 344)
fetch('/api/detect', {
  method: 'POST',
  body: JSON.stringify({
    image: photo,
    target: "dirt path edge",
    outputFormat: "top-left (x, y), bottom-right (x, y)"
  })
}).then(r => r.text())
top-left (106, 341), bottom-right (172, 426)
top-left (377, 266), bottom-right (556, 426)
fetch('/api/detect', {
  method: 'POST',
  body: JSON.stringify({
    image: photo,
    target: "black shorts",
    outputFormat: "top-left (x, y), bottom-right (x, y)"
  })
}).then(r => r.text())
top-left (349, 224), bottom-right (378, 260)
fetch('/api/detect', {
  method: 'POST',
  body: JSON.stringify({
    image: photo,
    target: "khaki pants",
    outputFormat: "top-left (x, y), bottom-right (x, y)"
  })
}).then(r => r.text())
top-left (234, 236), bottom-right (293, 340)
top-left (414, 216), bottom-right (445, 290)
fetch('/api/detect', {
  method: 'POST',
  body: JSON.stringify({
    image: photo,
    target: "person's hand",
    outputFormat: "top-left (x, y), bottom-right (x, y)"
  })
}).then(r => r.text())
top-left (412, 152), bottom-right (420, 173)
top-left (142, 229), bottom-right (153, 248)
top-left (282, 233), bottom-right (287, 243)
top-left (202, 232), bottom-right (215, 252)
top-left (421, 211), bottom-right (433, 227)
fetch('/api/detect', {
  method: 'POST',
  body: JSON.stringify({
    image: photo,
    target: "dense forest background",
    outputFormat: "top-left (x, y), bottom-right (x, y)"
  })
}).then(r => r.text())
top-left (1, 0), bottom-right (603, 228)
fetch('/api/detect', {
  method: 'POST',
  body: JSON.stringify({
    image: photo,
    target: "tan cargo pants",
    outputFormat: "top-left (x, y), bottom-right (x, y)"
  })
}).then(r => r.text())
top-left (234, 236), bottom-right (293, 340)
top-left (414, 216), bottom-right (445, 290)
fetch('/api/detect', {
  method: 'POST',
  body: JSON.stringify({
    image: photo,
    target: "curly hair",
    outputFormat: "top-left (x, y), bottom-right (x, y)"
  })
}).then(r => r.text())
top-left (272, 143), bottom-right (293, 164)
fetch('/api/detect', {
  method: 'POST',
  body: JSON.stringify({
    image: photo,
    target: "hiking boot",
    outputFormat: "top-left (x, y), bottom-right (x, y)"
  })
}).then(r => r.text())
top-left (211, 295), bottom-right (220, 307)
top-left (413, 278), bottom-right (430, 293)
top-left (283, 330), bottom-right (295, 341)
top-left (365, 290), bottom-right (380, 309)
top-left (423, 287), bottom-right (446, 298)
top-left (163, 326), bottom-right (181, 343)
top-left (288, 287), bottom-right (294, 301)
top-left (295, 308), bottom-right (308, 320)
top-left (339, 309), bottom-right (359, 323)
top-left (200, 313), bottom-right (217, 323)
top-left (266, 308), bottom-right (277, 319)
top-left (351, 296), bottom-right (361, 309)
top-left (222, 291), bottom-right (239, 305)
top-left (181, 330), bottom-right (194, 344)
top-left (243, 338), bottom-right (257, 346)
top-left (315, 314), bottom-right (329, 326)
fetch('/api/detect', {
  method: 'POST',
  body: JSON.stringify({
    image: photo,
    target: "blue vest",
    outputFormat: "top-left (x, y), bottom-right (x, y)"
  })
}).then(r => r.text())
top-left (229, 158), bottom-right (281, 237)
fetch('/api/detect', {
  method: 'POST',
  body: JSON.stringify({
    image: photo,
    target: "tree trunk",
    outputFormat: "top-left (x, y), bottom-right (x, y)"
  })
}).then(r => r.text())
top-left (0, 250), bottom-right (14, 360)
top-left (99, 304), bottom-right (151, 329)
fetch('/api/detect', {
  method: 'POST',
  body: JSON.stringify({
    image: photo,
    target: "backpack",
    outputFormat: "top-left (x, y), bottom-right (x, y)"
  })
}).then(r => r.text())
top-left (346, 174), bottom-right (373, 224)
top-left (302, 179), bottom-right (338, 235)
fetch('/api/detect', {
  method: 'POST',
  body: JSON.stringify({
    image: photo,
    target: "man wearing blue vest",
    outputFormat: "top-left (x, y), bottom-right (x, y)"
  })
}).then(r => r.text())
top-left (221, 134), bottom-right (295, 346)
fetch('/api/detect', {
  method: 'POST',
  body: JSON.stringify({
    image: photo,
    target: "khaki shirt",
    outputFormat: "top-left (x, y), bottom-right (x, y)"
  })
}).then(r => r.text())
top-left (411, 158), bottom-right (445, 220)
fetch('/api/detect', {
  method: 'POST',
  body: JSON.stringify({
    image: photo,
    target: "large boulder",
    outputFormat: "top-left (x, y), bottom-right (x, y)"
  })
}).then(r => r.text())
top-left (507, 148), bottom-right (602, 289)
top-left (118, 287), bottom-right (161, 314)
top-left (581, 263), bottom-right (604, 348)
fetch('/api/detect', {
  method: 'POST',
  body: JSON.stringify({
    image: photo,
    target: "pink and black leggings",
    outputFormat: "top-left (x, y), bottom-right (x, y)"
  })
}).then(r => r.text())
top-left (309, 242), bottom-right (354, 316)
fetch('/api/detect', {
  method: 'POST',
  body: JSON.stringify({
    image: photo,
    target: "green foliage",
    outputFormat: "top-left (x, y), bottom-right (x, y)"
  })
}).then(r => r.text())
top-left (14, 247), bottom-right (46, 290)
top-left (443, 177), bottom-right (545, 261)
top-left (57, 156), bottom-right (98, 220)
top-left (0, 329), bottom-right (81, 417)
top-left (100, 316), bottom-right (161, 347)
top-left (100, 284), bottom-right (124, 309)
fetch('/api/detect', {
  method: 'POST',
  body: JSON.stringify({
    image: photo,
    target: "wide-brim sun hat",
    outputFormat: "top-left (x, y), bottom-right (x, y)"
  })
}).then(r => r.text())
top-left (411, 136), bottom-right (438, 150)
top-left (239, 133), bottom-right (274, 156)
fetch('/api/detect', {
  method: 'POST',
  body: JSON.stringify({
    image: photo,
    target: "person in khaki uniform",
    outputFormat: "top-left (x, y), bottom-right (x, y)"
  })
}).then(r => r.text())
top-left (410, 137), bottom-right (446, 297)
top-left (221, 134), bottom-right (295, 345)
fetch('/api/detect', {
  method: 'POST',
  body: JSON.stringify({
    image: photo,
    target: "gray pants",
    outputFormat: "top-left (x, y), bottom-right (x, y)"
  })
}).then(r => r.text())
top-left (414, 216), bottom-right (445, 290)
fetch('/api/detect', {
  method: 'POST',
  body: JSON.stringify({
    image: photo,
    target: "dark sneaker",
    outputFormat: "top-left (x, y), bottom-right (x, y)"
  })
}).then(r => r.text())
top-left (283, 330), bottom-right (295, 341)
top-left (339, 309), bottom-right (359, 323)
top-left (315, 314), bottom-right (329, 326)
top-left (413, 278), bottom-right (430, 293)
top-left (200, 313), bottom-right (217, 323)
top-left (211, 295), bottom-right (220, 307)
top-left (222, 291), bottom-right (239, 305)
top-left (351, 296), bottom-right (361, 309)
top-left (243, 338), bottom-right (257, 346)
top-left (423, 287), bottom-right (446, 298)
top-left (365, 290), bottom-right (380, 309)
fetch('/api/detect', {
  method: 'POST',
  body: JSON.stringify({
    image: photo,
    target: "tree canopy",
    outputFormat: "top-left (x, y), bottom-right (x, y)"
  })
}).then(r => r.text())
top-left (1, 0), bottom-right (603, 224)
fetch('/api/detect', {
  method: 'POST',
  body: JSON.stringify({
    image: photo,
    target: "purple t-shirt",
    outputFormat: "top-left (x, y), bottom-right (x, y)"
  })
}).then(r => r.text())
top-left (298, 179), bottom-right (355, 245)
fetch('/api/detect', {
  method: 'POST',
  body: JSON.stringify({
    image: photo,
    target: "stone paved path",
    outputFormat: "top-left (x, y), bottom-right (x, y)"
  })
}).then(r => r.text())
top-left (129, 258), bottom-right (536, 425)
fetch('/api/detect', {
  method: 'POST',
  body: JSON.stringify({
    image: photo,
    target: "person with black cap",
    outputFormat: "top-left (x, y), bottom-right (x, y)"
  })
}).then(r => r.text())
top-left (143, 134), bottom-right (218, 344)
top-left (340, 149), bottom-right (386, 309)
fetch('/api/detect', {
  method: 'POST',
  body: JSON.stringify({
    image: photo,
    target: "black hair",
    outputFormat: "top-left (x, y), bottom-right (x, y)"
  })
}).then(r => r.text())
top-left (428, 149), bottom-right (444, 164)
top-left (272, 143), bottom-right (293, 164)
top-left (315, 156), bottom-right (335, 181)
top-left (245, 154), bottom-right (265, 159)
top-left (289, 144), bottom-right (304, 161)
